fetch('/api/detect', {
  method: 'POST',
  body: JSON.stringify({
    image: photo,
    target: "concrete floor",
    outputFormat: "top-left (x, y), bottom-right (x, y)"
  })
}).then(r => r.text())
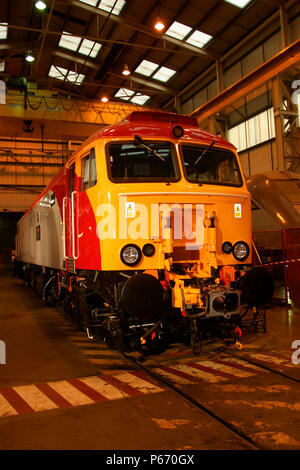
top-left (0, 272), bottom-right (299, 450)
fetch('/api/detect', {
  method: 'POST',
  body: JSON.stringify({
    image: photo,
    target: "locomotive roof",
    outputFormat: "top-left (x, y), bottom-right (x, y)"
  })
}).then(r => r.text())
top-left (78, 111), bottom-right (236, 155)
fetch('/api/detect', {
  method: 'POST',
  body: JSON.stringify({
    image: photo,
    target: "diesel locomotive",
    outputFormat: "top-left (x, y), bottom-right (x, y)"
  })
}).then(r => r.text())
top-left (16, 111), bottom-right (273, 353)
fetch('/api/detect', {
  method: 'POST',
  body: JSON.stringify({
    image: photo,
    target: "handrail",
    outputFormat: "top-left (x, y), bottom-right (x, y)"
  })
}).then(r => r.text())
top-left (62, 196), bottom-right (67, 259)
top-left (71, 191), bottom-right (79, 259)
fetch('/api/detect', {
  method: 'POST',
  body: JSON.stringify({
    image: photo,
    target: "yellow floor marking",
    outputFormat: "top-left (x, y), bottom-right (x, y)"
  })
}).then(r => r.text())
top-left (169, 364), bottom-right (226, 383)
top-left (152, 418), bottom-right (189, 429)
top-left (254, 431), bottom-right (300, 446)
top-left (48, 380), bottom-right (94, 406)
top-left (224, 400), bottom-right (300, 411)
top-left (83, 349), bottom-right (122, 356)
top-left (112, 371), bottom-right (163, 393)
top-left (0, 394), bottom-right (18, 417)
top-left (13, 385), bottom-right (58, 412)
top-left (80, 376), bottom-right (128, 400)
top-left (198, 360), bottom-right (254, 378)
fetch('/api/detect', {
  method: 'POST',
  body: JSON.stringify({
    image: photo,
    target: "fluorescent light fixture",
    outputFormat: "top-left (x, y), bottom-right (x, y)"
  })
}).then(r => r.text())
top-left (59, 32), bottom-right (81, 51)
top-left (114, 88), bottom-right (134, 100)
top-left (66, 71), bottom-right (85, 84)
top-left (165, 21), bottom-right (192, 41)
top-left (98, 0), bottom-right (126, 15)
top-left (186, 30), bottom-right (212, 48)
top-left (49, 65), bottom-right (68, 80)
top-left (135, 60), bottom-right (159, 76)
top-left (0, 23), bottom-right (8, 40)
top-left (152, 66), bottom-right (176, 82)
top-left (35, 1), bottom-right (47, 10)
top-left (25, 53), bottom-right (35, 63)
top-left (225, 0), bottom-right (252, 8)
top-left (79, 39), bottom-right (102, 57)
top-left (131, 94), bottom-right (150, 105)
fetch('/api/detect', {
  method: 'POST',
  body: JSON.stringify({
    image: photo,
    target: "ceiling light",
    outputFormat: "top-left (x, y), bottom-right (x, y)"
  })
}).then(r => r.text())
top-left (35, 1), bottom-right (47, 10)
top-left (122, 64), bottom-right (130, 76)
top-left (101, 96), bottom-right (109, 103)
top-left (25, 52), bottom-right (35, 63)
top-left (154, 21), bottom-right (165, 32)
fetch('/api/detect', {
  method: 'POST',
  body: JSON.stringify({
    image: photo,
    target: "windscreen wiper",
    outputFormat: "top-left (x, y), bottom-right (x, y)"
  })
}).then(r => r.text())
top-left (134, 134), bottom-right (165, 162)
top-left (194, 139), bottom-right (215, 166)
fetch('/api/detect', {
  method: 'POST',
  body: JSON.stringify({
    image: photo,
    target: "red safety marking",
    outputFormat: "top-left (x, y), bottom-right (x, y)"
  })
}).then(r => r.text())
top-left (128, 370), bottom-right (163, 388)
top-left (213, 358), bottom-right (262, 374)
top-left (186, 362), bottom-right (237, 380)
top-left (0, 388), bottom-right (34, 414)
top-left (160, 365), bottom-right (205, 382)
top-left (67, 378), bottom-right (108, 402)
top-left (35, 383), bottom-right (72, 408)
top-left (256, 258), bottom-right (300, 267)
top-left (101, 375), bottom-right (144, 396)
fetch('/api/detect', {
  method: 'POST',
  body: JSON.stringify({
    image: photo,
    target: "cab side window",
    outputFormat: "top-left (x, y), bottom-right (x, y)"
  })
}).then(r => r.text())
top-left (68, 162), bottom-right (75, 197)
top-left (81, 148), bottom-right (97, 191)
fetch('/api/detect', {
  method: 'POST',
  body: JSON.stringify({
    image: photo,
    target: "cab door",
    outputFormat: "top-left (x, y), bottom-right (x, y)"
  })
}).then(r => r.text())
top-left (76, 147), bottom-right (100, 270)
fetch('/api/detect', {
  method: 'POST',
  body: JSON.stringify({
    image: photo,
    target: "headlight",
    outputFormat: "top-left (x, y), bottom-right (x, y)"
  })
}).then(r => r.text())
top-left (120, 244), bottom-right (142, 266)
top-left (233, 241), bottom-right (249, 261)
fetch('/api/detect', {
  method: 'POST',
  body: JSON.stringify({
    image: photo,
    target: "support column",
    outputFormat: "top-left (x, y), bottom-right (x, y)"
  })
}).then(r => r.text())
top-left (272, 77), bottom-right (285, 171)
top-left (279, 4), bottom-right (289, 49)
top-left (216, 60), bottom-right (223, 95)
top-left (174, 95), bottom-right (181, 113)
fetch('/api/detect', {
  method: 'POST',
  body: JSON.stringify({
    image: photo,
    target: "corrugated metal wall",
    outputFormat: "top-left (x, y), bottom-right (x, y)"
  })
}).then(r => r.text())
top-left (181, 15), bottom-right (298, 117)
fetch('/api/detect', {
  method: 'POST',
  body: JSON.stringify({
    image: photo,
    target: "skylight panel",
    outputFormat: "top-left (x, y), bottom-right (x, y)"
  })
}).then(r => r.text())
top-left (0, 23), bottom-right (8, 40)
top-left (59, 32), bottom-right (81, 51)
top-left (114, 88), bottom-right (135, 100)
top-left (152, 66), bottom-right (176, 82)
top-left (165, 21), bottom-right (192, 41)
top-left (98, 0), bottom-right (126, 15)
top-left (134, 60), bottom-right (159, 77)
top-left (79, 39), bottom-right (102, 57)
top-left (78, 0), bottom-right (98, 5)
top-left (48, 65), bottom-right (68, 80)
top-left (131, 94), bottom-right (150, 105)
top-left (225, 0), bottom-right (252, 8)
top-left (186, 30), bottom-right (212, 48)
top-left (67, 71), bottom-right (85, 84)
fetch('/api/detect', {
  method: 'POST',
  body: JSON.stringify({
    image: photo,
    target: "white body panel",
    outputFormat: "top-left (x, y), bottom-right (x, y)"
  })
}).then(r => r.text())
top-left (17, 190), bottom-right (64, 270)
